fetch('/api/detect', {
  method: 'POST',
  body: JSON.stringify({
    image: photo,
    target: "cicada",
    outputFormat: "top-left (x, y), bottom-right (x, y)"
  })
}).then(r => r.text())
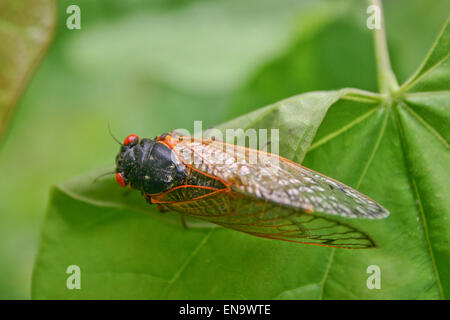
top-left (115, 133), bottom-right (389, 249)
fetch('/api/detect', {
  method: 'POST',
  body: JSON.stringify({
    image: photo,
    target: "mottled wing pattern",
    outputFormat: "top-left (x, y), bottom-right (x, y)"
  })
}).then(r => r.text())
top-left (173, 137), bottom-right (389, 219)
top-left (156, 188), bottom-right (376, 248)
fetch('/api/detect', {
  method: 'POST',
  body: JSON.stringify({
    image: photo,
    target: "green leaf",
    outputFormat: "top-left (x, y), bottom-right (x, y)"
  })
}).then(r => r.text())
top-left (399, 17), bottom-right (450, 93)
top-left (0, 0), bottom-right (56, 141)
top-left (392, 18), bottom-right (450, 299)
top-left (32, 8), bottom-right (449, 299)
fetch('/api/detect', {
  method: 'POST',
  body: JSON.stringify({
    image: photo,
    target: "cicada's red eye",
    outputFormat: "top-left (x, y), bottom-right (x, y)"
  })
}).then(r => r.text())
top-left (116, 172), bottom-right (126, 187)
top-left (123, 134), bottom-right (139, 146)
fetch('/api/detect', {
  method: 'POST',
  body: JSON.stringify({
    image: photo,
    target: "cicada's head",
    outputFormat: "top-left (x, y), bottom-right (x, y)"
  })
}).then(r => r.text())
top-left (115, 134), bottom-right (186, 194)
top-left (115, 134), bottom-right (147, 188)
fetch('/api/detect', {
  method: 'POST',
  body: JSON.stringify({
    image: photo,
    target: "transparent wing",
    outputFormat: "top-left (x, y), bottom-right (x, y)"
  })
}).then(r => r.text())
top-left (173, 137), bottom-right (390, 220)
top-left (155, 188), bottom-right (376, 249)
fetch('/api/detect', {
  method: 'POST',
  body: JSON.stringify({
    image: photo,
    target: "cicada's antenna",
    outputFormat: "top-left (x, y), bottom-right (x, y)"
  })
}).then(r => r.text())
top-left (108, 122), bottom-right (122, 145)
top-left (93, 171), bottom-right (115, 184)
top-left (91, 123), bottom-right (121, 185)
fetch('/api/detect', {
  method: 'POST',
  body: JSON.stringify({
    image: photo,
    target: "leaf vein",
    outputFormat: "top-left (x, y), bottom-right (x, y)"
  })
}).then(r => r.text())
top-left (400, 51), bottom-right (450, 93)
top-left (411, 178), bottom-right (445, 299)
top-left (402, 103), bottom-right (449, 148)
top-left (356, 107), bottom-right (389, 188)
top-left (318, 106), bottom-right (387, 299)
top-left (393, 107), bottom-right (446, 299)
top-left (318, 248), bottom-right (335, 300)
top-left (308, 107), bottom-right (380, 152)
top-left (161, 229), bottom-right (214, 298)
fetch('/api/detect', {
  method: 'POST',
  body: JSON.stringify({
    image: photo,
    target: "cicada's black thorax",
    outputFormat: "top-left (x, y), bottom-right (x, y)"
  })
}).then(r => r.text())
top-left (115, 138), bottom-right (187, 194)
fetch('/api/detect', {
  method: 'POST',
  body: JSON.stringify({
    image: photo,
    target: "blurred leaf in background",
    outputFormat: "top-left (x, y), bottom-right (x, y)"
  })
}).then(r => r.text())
top-left (0, 0), bottom-right (56, 298)
top-left (0, 0), bottom-right (56, 140)
top-left (0, 0), bottom-right (448, 299)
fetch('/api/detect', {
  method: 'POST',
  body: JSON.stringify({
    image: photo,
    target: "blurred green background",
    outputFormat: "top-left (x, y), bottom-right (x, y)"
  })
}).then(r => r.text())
top-left (0, 0), bottom-right (448, 299)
